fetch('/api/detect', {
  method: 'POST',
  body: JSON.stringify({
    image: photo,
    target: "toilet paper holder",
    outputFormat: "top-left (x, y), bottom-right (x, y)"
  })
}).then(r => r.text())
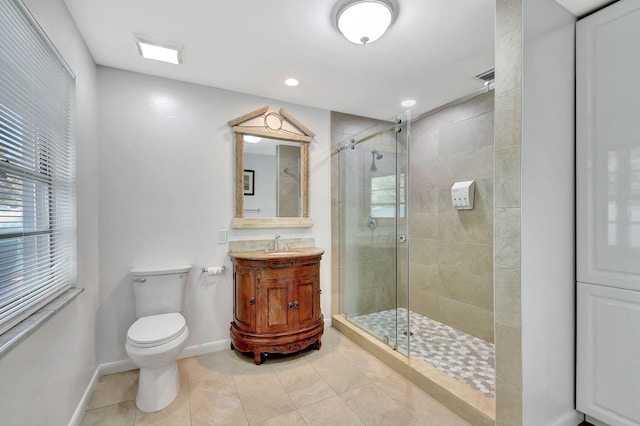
top-left (202, 265), bottom-right (225, 275)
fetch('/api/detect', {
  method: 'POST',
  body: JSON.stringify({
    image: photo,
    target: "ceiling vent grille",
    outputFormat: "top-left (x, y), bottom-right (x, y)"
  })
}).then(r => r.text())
top-left (475, 68), bottom-right (495, 82)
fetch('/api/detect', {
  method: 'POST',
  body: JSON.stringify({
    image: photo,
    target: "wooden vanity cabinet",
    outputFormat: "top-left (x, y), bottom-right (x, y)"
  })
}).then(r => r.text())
top-left (229, 250), bottom-right (324, 364)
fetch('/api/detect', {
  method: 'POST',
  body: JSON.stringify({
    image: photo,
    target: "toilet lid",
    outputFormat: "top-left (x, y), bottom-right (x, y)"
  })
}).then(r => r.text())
top-left (127, 313), bottom-right (186, 346)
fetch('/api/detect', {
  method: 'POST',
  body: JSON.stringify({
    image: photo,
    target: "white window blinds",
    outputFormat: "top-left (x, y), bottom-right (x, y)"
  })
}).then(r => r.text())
top-left (0, 0), bottom-right (76, 335)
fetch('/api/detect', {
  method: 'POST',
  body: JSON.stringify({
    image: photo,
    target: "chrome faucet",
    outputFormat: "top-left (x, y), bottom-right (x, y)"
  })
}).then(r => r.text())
top-left (274, 234), bottom-right (281, 251)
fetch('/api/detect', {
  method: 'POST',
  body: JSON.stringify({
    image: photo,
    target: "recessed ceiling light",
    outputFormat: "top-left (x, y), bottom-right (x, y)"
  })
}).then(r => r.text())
top-left (284, 78), bottom-right (300, 87)
top-left (135, 36), bottom-right (183, 64)
top-left (401, 99), bottom-right (416, 108)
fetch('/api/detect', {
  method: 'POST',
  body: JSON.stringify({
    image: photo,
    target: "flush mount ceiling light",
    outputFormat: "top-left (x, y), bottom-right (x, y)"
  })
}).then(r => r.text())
top-left (244, 135), bottom-right (262, 143)
top-left (135, 36), bottom-right (183, 64)
top-left (336, 0), bottom-right (396, 45)
top-left (284, 78), bottom-right (300, 87)
top-left (401, 99), bottom-right (416, 108)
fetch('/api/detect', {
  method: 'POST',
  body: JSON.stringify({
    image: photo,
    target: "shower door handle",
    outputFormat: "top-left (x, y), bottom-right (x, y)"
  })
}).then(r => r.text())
top-left (399, 235), bottom-right (407, 243)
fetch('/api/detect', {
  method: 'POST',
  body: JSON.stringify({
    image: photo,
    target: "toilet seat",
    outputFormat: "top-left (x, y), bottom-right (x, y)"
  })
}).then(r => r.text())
top-left (127, 313), bottom-right (187, 348)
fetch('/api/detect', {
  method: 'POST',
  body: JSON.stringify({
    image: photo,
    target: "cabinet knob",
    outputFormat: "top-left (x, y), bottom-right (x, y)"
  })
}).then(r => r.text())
top-left (287, 301), bottom-right (300, 309)
top-left (249, 297), bottom-right (255, 305)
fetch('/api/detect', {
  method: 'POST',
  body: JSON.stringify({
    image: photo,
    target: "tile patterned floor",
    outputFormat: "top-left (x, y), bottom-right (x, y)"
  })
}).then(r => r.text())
top-left (349, 309), bottom-right (495, 398)
top-left (80, 327), bottom-right (469, 426)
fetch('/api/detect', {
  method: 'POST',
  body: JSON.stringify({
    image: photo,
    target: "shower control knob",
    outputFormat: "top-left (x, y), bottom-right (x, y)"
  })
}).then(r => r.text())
top-left (399, 235), bottom-right (407, 243)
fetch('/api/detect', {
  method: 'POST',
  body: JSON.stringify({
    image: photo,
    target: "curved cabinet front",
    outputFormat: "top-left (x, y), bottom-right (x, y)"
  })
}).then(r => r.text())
top-left (229, 251), bottom-right (323, 364)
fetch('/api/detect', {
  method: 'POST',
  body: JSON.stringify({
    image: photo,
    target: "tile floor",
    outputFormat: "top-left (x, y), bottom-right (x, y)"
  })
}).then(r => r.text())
top-left (350, 308), bottom-right (495, 398)
top-left (80, 327), bottom-right (469, 425)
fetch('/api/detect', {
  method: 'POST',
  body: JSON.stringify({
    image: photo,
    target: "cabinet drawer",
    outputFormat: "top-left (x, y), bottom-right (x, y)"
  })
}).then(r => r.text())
top-left (261, 265), bottom-right (316, 281)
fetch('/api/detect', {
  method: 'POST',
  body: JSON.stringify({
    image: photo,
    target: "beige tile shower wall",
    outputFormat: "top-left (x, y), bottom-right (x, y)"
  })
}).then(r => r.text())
top-left (409, 92), bottom-right (495, 343)
top-left (276, 145), bottom-right (301, 217)
top-left (494, 0), bottom-right (523, 424)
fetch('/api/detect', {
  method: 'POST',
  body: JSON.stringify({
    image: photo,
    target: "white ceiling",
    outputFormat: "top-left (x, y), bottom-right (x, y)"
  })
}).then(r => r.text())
top-left (63, 0), bottom-right (496, 120)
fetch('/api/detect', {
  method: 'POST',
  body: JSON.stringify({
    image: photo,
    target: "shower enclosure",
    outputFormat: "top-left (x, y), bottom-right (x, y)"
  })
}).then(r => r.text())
top-left (335, 97), bottom-right (495, 403)
top-left (338, 111), bottom-right (411, 355)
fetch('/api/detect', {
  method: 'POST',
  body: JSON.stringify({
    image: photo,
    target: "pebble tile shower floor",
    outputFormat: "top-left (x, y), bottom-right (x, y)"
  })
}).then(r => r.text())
top-left (349, 308), bottom-right (495, 398)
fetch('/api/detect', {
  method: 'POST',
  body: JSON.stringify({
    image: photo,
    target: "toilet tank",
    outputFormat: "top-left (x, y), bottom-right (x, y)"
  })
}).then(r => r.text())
top-left (130, 265), bottom-right (191, 318)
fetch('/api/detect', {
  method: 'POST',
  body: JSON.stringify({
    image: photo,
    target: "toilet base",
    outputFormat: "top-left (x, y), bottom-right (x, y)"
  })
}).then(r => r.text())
top-left (136, 360), bottom-right (180, 412)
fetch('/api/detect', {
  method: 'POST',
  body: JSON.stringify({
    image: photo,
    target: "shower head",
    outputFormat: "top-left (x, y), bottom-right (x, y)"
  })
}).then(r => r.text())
top-left (370, 149), bottom-right (383, 172)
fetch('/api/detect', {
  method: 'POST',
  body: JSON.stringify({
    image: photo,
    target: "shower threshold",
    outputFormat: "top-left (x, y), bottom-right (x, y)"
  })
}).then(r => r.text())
top-left (332, 314), bottom-right (495, 426)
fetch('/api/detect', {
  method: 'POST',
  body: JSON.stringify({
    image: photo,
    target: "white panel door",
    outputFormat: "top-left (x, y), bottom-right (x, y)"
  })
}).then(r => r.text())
top-left (576, 0), bottom-right (640, 292)
top-left (577, 282), bottom-right (640, 425)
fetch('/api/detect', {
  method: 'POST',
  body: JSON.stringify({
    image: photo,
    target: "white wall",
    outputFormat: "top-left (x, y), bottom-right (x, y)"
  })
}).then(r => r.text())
top-left (96, 67), bottom-right (332, 365)
top-left (521, 0), bottom-right (582, 424)
top-left (0, 0), bottom-right (100, 424)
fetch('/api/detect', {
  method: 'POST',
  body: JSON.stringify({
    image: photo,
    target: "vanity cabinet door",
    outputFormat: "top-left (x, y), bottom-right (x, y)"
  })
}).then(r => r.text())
top-left (260, 278), bottom-right (294, 333)
top-left (294, 277), bottom-right (317, 327)
top-left (234, 268), bottom-right (256, 331)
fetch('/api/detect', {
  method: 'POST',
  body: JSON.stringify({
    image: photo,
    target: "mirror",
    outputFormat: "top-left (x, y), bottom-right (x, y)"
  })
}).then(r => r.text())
top-left (243, 137), bottom-right (301, 217)
top-left (228, 106), bottom-right (314, 228)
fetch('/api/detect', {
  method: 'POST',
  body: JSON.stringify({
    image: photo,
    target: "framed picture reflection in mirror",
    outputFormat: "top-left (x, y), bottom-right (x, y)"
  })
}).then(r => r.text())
top-left (243, 169), bottom-right (255, 196)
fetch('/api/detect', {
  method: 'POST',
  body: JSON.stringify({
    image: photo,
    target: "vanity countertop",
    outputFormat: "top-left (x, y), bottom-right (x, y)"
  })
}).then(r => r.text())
top-left (228, 247), bottom-right (324, 260)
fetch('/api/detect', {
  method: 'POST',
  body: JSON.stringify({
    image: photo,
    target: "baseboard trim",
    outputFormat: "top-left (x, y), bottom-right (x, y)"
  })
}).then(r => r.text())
top-left (68, 338), bottom-right (232, 425)
top-left (550, 410), bottom-right (585, 426)
top-left (585, 415), bottom-right (609, 426)
top-left (100, 358), bottom-right (137, 376)
top-left (324, 317), bottom-right (332, 328)
top-left (67, 366), bottom-right (101, 426)
top-left (179, 338), bottom-right (230, 359)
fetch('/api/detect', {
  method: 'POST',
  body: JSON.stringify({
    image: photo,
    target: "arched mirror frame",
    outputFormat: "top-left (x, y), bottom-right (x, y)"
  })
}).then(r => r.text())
top-left (228, 106), bottom-right (314, 228)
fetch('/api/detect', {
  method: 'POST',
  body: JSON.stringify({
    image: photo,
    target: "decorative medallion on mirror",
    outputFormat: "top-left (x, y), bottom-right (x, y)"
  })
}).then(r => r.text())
top-left (228, 106), bottom-right (315, 229)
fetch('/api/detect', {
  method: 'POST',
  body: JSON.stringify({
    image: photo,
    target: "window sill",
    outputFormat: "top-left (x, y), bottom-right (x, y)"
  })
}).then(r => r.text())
top-left (0, 287), bottom-right (84, 359)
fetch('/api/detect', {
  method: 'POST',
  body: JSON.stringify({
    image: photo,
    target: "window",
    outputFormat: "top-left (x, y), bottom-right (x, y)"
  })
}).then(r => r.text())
top-left (0, 0), bottom-right (76, 335)
top-left (370, 173), bottom-right (405, 218)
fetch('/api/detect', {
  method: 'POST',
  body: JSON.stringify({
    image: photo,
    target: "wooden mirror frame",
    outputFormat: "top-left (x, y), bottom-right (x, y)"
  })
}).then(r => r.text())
top-left (228, 106), bottom-right (314, 228)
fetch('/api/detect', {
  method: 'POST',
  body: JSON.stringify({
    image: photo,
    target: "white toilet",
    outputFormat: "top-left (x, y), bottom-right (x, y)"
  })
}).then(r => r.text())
top-left (125, 265), bottom-right (191, 413)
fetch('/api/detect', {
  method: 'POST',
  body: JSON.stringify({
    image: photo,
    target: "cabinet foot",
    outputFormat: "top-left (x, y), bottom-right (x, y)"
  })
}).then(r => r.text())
top-left (314, 339), bottom-right (322, 350)
top-left (230, 342), bottom-right (235, 351)
top-left (253, 352), bottom-right (267, 365)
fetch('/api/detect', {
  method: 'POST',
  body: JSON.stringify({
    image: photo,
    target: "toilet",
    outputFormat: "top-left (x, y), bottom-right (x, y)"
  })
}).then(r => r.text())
top-left (125, 265), bottom-right (191, 412)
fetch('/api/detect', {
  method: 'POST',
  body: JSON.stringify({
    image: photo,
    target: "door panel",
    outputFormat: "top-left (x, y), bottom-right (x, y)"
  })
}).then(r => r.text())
top-left (261, 280), bottom-right (292, 332)
top-left (577, 0), bottom-right (640, 291)
top-left (295, 279), bottom-right (316, 326)
top-left (234, 268), bottom-right (256, 330)
top-left (577, 282), bottom-right (640, 425)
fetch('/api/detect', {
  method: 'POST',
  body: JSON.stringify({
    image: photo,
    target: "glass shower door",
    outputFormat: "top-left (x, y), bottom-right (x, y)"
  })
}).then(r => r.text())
top-left (339, 111), bottom-right (410, 354)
